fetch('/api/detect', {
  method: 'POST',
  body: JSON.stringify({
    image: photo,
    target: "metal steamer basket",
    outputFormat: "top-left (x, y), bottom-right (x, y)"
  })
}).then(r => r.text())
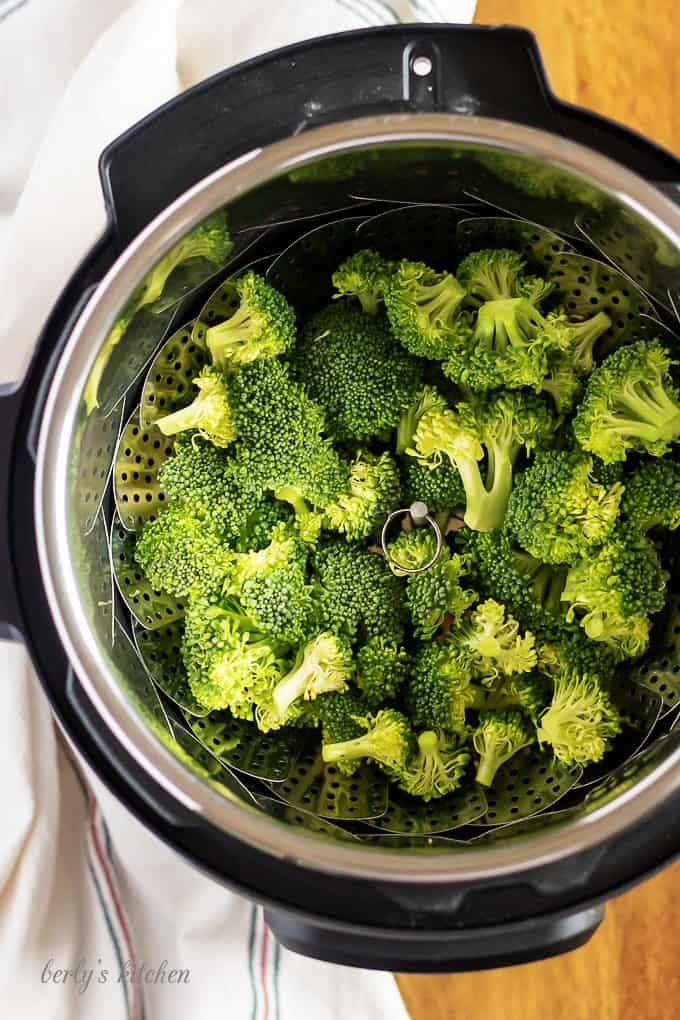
top-left (4, 26), bottom-right (680, 971)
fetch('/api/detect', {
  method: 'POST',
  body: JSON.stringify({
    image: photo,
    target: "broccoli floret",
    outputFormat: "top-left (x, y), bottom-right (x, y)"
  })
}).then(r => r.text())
top-left (314, 539), bottom-right (407, 644)
top-left (384, 260), bottom-right (466, 359)
top-left (561, 531), bottom-right (667, 658)
top-left (323, 451), bottom-right (401, 541)
top-left (506, 451), bottom-right (624, 564)
top-left (159, 440), bottom-right (241, 536)
top-left (84, 211), bottom-right (231, 414)
top-left (388, 530), bottom-right (475, 639)
top-left (159, 440), bottom-right (291, 548)
top-left (485, 672), bottom-right (550, 723)
top-left (540, 355), bottom-right (583, 414)
top-left (321, 708), bottom-right (416, 776)
top-left (443, 303), bottom-right (569, 393)
top-left (234, 496), bottom-right (292, 552)
top-left (396, 385), bottom-right (449, 456)
top-left (563, 311), bottom-right (612, 376)
top-left (395, 730), bottom-right (471, 801)
top-left (456, 599), bottom-right (537, 681)
top-left (407, 390), bottom-right (556, 532)
top-left (590, 456), bottom-right (625, 488)
top-left (229, 358), bottom-right (348, 508)
top-left (621, 459), bottom-right (680, 533)
top-left (182, 594), bottom-right (286, 716)
top-left (355, 636), bottom-right (410, 707)
top-left (472, 709), bottom-right (535, 787)
top-left (155, 366), bottom-right (236, 447)
top-left (459, 529), bottom-right (568, 637)
top-left (536, 671), bottom-right (622, 766)
top-left (135, 504), bottom-right (233, 598)
top-left (228, 523), bottom-right (318, 645)
top-left (146, 210), bottom-right (231, 308)
top-left (408, 642), bottom-right (485, 731)
top-left (205, 272), bottom-right (296, 371)
top-left (539, 628), bottom-right (617, 681)
top-left (401, 456), bottom-right (465, 528)
top-left (292, 302), bottom-right (423, 443)
top-left (316, 690), bottom-right (371, 745)
top-left (331, 249), bottom-right (394, 316)
top-left (573, 340), bottom-right (680, 463)
top-left (257, 632), bottom-right (353, 732)
top-left (273, 485), bottom-right (325, 545)
top-left (456, 248), bottom-right (532, 305)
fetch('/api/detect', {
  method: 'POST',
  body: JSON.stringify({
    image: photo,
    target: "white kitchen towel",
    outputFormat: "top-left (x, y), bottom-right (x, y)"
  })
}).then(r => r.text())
top-left (0, 1), bottom-right (477, 1018)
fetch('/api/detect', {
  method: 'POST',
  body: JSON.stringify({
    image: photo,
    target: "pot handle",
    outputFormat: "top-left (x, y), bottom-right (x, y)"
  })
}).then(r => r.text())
top-left (0, 382), bottom-right (27, 641)
top-left (99, 25), bottom-right (557, 248)
top-left (264, 901), bottom-right (604, 972)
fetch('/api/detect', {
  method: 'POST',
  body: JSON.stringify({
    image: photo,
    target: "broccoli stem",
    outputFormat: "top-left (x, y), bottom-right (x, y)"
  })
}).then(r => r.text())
top-left (415, 276), bottom-right (464, 327)
top-left (358, 291), bottom-right (380, 317)
top-left (155, 395), bottom-right (216, 436)
top-left (455, 437), bottom-right (512, 532)
top-left (322, 731), bottom-right (376, 764)
top-left (271, 660), bottom-right (346, 719)
top-left (475, 751), bottom-right (503, 787)
top-left (613, 381), bottom-right (680, 439)
top-left (207, 303), bottom-right (258, 357)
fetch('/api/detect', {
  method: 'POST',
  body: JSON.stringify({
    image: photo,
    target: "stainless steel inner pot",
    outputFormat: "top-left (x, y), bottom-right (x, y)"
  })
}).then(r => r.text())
top-left (35, 114), bottom-right (680, 882)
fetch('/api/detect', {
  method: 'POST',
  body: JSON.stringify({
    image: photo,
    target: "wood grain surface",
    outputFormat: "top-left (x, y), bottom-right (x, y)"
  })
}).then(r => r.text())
top-left (396, 3), bottom-right (679, 1017)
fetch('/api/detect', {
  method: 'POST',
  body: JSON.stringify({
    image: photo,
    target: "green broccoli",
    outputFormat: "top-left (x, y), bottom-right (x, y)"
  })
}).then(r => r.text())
top-left (455, 598), bottom-right (537, 681)
top-left (159, 439), bottom-right (291, 548)
top-left (323, 451), bottom-right (401, 541)
top-left (155, 366), bottom-right (236, 447)
top-left (182, 594), bottom-right (287, 716)
top-left (455, 248), bottom-right (535, 305)
top-left (573, 340), bottom-right (680, 463)
top-left (561, 531), bottom-right (667, 658)
top-left (229, 357), bottom-right (348, 508)
top-left (401, 455), bottom-right (465, 529)
top-left (314, 539), bottom-right (407, 644)
top-left (407, 390), bottom-right (556, 532)
top-left (331, 249), bottom-right (394, 315)
top-left (257, 632), bottom-right (353, 732)
top-left (388, 530), bottom-right (475, 639)
top-left (205, 271), bottom-right (296, 371)
top-left (485, 672), bottom-right (550, 723)
top-left (621, 459), bottom-right (680, 533)
top-left (562, 311), bottom-right (612, 376)
top-left (395, 730), bottom-right (471, 801)
top-left (316, 690), bottom-right (371, 744)
top-left (384, 259), bottom-right (466, 359)
top-left (228, 523), bottom-right (318, 645)
top-left (540, 355), bottom-right (583, 414)
top-left (292, 302), bottom-right (423, 442)
top-left (396, 385), bottom-right (449, 456)
top-left (354, 636), bottom-right (410, 707)
top-left (538, 628), bottom-right (617, 682)
top-left (158, 439), bottom-right (240, 535)
top-left (459, 529), bottom-right (568, 637)
top-left (536, 671), bottom-right (622, 766)
top-left (84, 211), bottom-right (231, 414)
top-left (472, 709), bottom-right (535, 787)
top-left (135, 503), bottom-right (233, 598)
top-left (321, 708), bottom-right (416, 776)
top-left (273, 485), bottom-right (325, 546)
top-left (506, 450), bottom-right (624, 564)
top-left (408, 641), bottom-right (485, 731)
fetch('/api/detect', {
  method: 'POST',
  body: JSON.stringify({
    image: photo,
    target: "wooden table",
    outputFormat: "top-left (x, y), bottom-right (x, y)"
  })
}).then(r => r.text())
top-left (397, 2), bottom-right (679, 1017)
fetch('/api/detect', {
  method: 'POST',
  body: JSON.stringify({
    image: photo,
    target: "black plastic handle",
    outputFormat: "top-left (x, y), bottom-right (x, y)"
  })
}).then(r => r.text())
top-left (99, 25), bottom-right (556, 248)
top-left (265, 901), bottom-right (604, 972)
top-left (0, 382), bottom-right (27, 641)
